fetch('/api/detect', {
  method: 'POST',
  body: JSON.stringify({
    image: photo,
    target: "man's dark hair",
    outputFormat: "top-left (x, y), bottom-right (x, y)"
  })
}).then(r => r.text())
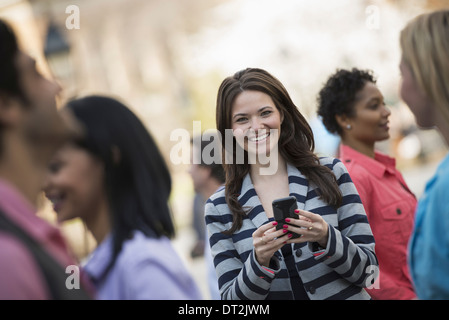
top-left (192, 132), bottom-right (225, 184)
top-left (0, 19), bottom-right (27, 156)
top-left (0, 19), bottom-right (24, 101)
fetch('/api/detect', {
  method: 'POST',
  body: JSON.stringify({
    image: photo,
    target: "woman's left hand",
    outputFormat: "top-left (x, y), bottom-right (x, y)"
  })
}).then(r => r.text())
top-left (284, 209), bottom-right (329, 248)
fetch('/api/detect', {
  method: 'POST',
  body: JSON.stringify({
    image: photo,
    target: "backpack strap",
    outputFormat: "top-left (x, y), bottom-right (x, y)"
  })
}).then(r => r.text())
top-left (0, 209), bottom-right (91, 300)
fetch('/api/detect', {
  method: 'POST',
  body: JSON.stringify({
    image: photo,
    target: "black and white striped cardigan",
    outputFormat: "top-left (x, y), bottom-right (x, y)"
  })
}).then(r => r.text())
top-left (205, 157), bottom-right (378, 300)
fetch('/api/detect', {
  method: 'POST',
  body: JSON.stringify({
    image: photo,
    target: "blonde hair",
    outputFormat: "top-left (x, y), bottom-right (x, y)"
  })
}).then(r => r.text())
top-left (400, 9), bottom-right (449, 124)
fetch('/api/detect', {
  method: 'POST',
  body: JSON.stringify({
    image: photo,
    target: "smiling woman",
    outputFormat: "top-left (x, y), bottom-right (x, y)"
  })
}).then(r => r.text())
top-left (206, 67), bottom-right (378, 300)
top-left (44, 95), bottom-right (202, 300)
top-left (317, 68), bottom-right (417, 300)
top-left (231, 91), bottom-right (282, 159)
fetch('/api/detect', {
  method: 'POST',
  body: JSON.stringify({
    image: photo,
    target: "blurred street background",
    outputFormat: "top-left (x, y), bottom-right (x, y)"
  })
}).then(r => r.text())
top-left (1, 0), bottom-right (448, 299)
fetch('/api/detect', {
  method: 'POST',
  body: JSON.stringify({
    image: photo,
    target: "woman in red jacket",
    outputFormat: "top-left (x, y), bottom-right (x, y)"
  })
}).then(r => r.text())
top-left (317, 68), bottom-right (417, 300)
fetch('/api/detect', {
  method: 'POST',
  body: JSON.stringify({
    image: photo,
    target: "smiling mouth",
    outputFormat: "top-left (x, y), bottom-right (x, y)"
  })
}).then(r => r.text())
top-left (248, 133), bottom-right (270, 142)
top-left (46, 193), bottom-right (65, 212)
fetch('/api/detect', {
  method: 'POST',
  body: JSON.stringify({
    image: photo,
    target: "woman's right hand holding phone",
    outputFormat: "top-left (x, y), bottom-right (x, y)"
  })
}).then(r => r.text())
top-left (252, 221), bottom-right (290, 267)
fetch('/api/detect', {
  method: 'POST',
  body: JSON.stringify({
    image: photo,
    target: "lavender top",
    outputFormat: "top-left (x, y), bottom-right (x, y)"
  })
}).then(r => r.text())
top-left (83, 230), bottom-right (202, 300)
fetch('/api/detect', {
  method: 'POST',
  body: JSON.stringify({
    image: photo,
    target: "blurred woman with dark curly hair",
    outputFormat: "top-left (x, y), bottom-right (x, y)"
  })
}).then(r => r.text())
top-left (317, 68), bottom-right (417, 300)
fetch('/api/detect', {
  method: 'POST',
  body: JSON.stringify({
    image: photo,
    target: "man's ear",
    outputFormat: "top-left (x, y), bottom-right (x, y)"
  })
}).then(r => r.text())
top-left (0, 93), bottom-right (23, 128)
top-left (199, 164), bottom-right (213, 180)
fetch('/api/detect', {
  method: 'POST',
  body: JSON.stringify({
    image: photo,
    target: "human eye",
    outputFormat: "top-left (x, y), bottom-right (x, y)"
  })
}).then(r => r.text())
top-left (234, 116), bottom-right (248, 123)
top-left (48, 160), bottom-right (63, 173)
top-left (261, 110), bottom-right (273, 117)
top-left (368, 98), bottom-right (384, 110)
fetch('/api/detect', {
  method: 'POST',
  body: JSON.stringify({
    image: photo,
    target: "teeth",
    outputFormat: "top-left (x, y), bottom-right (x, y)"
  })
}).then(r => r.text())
top-left (249, 133), bottom-right (269, 142)
top-left (47, 194), bottom-right (64, 204)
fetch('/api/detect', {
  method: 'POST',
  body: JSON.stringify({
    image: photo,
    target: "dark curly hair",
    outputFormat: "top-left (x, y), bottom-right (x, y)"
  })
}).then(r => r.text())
top-left (317, 68), bottom-right (377, 135)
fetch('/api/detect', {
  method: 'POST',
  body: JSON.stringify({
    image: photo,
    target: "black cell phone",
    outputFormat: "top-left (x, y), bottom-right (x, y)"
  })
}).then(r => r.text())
top-left (272, 196), bottom-right (301, 239)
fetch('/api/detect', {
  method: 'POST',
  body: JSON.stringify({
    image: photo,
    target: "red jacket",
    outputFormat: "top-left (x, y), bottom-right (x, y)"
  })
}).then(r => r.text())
top-left (339, 144), bottom-right (416, 300)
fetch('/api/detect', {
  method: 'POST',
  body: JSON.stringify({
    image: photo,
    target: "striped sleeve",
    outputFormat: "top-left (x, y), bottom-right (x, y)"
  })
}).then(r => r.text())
top-left (205, 198), bottom-right (280, 300)
top-left (313, 158), bottom-right (378, 288)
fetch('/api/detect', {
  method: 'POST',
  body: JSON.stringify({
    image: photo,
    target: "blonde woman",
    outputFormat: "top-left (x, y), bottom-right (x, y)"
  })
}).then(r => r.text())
top-left (400, 9), bottom-right (449, 300)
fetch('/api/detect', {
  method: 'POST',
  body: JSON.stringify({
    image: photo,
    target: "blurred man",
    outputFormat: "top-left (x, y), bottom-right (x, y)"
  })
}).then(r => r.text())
top-left (0, 19), bottom-right (90, 299)
top-left (189, 131), bottom-right (225, 299)
top-left (190, 132), bottom-right (225, 201)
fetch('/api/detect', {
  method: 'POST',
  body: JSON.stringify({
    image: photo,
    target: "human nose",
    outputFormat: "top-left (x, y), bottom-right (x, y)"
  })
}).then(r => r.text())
top-left (46, 75), bottom-right (62, 97)
top-left (54, 80), bottom-right (62, 94)
top-left (382, 104), bottom-right (391, 117)
top-left (42, 170), bottom-right (52, 194)
top-left (249, 117), bottom-right (264, 132)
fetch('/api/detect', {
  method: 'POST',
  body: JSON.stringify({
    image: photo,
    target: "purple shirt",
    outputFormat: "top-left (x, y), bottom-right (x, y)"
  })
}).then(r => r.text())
top-left (0, 178), bottom-right (82, 299)
top-left (83, 231), bottom-right (202, 300)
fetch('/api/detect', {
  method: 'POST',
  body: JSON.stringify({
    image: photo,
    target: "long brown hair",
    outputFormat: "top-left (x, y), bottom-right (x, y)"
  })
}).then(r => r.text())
top-left (216, 68), bottom-right (342, 235)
